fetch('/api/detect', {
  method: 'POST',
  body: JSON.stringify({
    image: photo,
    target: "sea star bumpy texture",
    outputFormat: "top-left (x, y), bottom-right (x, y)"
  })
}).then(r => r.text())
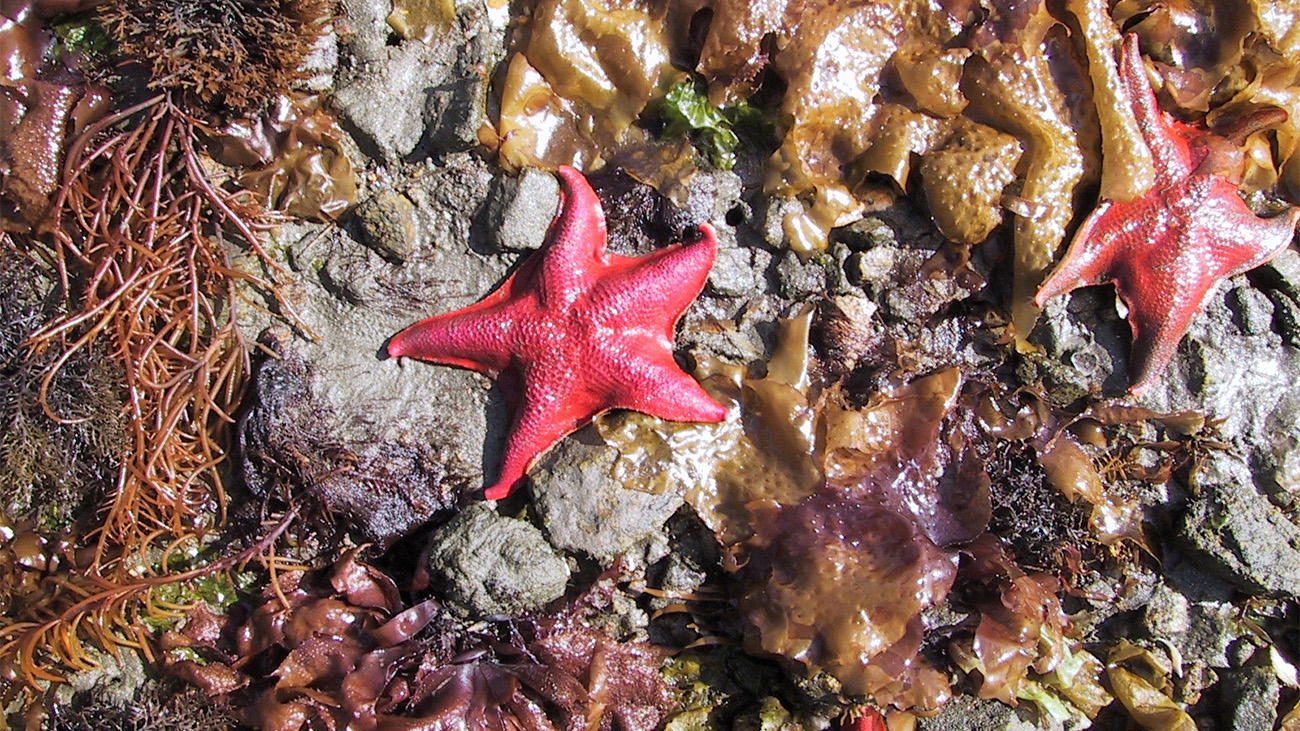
top-left (388, 166), bottom-right (727, 500)
top-left (1035, 34), bottom-right (1300, 395)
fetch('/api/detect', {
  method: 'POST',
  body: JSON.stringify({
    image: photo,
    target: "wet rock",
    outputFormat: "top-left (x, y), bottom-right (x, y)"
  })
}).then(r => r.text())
top-left (1180, 601), bottom-right (1235, 668)
top-left (1022, 290), bottom-right (1128, 403)
top-left (756, 196), bottom-right (805, 249)
top-left (484, 167), bottom-right (559, 253)
top-left (405, 155), bottom-right (497, 251)
top-left (1213, 667), bottom-right (1280, 731)
top-left (338, 0), bottom-right (394, 63)
top-left (355, 190), bottom-right (417, 262)
top-left (238, 343), bottom-right (468, 545)
top-left (235, 157), bottom-right (512, 544)
top-left (678, 168), bottom-right (745, 226)
top-left (678, 293), bottom-right (774, 364)
top-left (1134, 277), bottom-right (1300, 503)
top-left (1176, 453), bottom-right (1300, 598)
top-left (59, 647), bottom-right (147, 708)
top-left (531, 436), bottom-right (683, 568)
top-left (918, 693), bottom-right (1046, 731)
top-left (775, 249), bottom-right (828, 301)
top-left (1228, 285), bottom-right (1275, 337)
top-left (839, 216), bottom-right (899, 251)
top-left (421, 5), bottom-right (502, 152)
top-left (844, 246), bottom-right (898, 288)
top-left (709, 225), bottom-right (770, 297)
top-left (1141, 582), bottom-right (1191, 637)
top-left (425, 502), bottom-right (570, 617)
top-left (333, 41), bottom-right (441, 161)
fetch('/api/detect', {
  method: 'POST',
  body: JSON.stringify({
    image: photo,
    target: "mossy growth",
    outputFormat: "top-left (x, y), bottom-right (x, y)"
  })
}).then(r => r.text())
top-left (0, 252), bottom-right (125, 531)
top-left (96, 0), bottom-right (333, 115)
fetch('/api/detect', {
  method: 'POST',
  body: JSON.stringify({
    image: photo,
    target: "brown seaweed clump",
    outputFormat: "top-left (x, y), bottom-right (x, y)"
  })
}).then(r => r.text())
top-left (601, 311), bottom-right (1137, 718)
top-left (97, 0), bottom-right (332, 116)
top-left (0, 0), bottom-right (348, 702)
top-left (165, 553), bottom-right (674, 730)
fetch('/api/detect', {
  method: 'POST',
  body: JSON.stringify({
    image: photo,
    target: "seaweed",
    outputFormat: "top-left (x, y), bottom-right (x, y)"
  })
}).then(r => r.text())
top-left (163, 555), bottom-right (674, 730)
top-left (96, 0), bottom-right (331, 116)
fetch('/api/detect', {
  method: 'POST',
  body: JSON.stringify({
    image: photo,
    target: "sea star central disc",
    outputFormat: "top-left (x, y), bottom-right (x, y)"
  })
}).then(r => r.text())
top-left (388, 166), bottom-right (727, 500)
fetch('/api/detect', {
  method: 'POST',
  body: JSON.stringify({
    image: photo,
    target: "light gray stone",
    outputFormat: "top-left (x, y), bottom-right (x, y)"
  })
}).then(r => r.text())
top-left (485, 167), bottom-right (559, 253)
top-left (332, 42), bottom-right (442, 162)
top-left (1176, 453), bottom-right (1300, 598)
top-left (338, 0), bottom-right (393, 64)
top-left (708, 224), bottom-right (769, 297)
top-left (531, 437), bottom-right (683, 568)
top-left (422, 5), bottom-right (502, 152)
top-left (426, 503), bottom-right (571, 617)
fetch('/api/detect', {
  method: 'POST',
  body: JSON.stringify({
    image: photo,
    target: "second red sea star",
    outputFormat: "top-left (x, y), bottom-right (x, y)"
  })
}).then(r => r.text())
top-left (387, 166), bottom-right (727, 500)
top-left (1035, 34), bottom-right (1300, 395)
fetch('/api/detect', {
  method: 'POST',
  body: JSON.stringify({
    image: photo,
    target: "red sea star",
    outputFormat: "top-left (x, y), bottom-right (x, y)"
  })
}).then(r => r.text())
top-left (387, 166), bottom-right (727, 500)
top-left (1034, 34), bottom-right (1300, 395)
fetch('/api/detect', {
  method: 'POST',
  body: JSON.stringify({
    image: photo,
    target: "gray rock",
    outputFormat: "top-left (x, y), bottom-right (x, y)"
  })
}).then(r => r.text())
top-left (1132, 277), bottom-right (1300, 501)
top-left (332, 42), bottom-right (442, 162)
top-left (426, 502), bottom-right (570, 617)
top-left (422, 6), bottom-right (502, 152)
top-left (845, 246), bottom-right (898, 287)
top-left (531, 436), bottom-right (683, 568)
top-left (839, 216), bottom-right (900, 250)
top-left (238, 342), bottom-right (468, 545)
top-left (485, 167), bottom-right (559, 252)
top-left (60, 647), bottom-right (147, 708)
top-left (756, 196), bottom-right (804, 249)
top-left (1142, 582), bottom-right (1192, 637)
top-left (356, 190), bottom-right (418, 262)
top-left (709, 225), bottom-right (770, 297)
top-left (1023, 290), bottom-right (1128, 403)
top-left (918, 693), bottom-right (1049, 731)
top-left (1213, 667), bottom-right (1280, 731)
top-left (775, 249), bottom-right (828, 301)
top-left (234, 157), bottom-right (514, 543)
top-left (338, 0), bottom-right (394, 64)
top-left (1181, 601), bottom-right (1236, 668)
top-left (677, 292), bottom-right (773, 364)
top-left (1228, 285), bottom-right (1276, 337)
top-left (1176, 453), bottom-right (1300, 598)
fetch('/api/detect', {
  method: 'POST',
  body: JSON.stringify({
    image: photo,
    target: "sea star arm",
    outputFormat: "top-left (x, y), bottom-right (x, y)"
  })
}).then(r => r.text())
top-left (483, 367), bottom-right (600, 500)
top-left (1119, 34), bottom-right (1195, 180)
top-left (591, 224), bottom-right (720, 335)
top-left (601, 345), bottom-right (728, 423)
top-left (1195, 177), bottom-right (1300, 276)
top-left (387, 298), bottom-right (522, 375)
top-left (1120, 273), bottom-right (1212, 395)
top-left (1033, 201), bottom-right (1123, 306)
top-left (537, 166), bottom-right (610, 311)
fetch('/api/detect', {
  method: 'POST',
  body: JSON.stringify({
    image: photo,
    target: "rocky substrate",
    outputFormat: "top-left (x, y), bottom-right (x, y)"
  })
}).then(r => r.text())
top-left (70, 0), bottom-right (1300, 727)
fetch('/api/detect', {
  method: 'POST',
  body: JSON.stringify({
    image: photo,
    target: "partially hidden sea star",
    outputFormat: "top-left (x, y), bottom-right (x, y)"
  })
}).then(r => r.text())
top-left (1034, 34), bottom-right (1300, 395)
top-left (387, 166), bottom-right (727, 500)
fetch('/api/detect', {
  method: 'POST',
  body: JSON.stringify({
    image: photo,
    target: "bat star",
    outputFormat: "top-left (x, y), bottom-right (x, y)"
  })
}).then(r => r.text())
top-left (388, 166), bottom-right (727, 500)
top-left (1035, 34), bottom-right (1300, 395)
